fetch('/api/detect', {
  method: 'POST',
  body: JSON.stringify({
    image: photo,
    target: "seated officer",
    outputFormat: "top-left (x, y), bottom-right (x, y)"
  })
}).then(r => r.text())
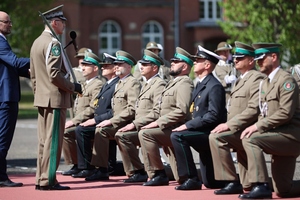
top-left (239, 43), bottom-right (300, 199)
top-left (115, 49), bottom-right (166, 183)
top-left (85, 51), bottom-right (141, 181)
top-left (71, 53), bottom-right (120, 178)
top-left (210, 42), bottom-right (265, 195)
top-left (171, 45), bottom-right (227, 190)
top-left (62, 51), bottom-right (104, 176)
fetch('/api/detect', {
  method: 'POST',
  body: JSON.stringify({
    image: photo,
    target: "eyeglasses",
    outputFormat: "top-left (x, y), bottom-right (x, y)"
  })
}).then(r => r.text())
top-left (0, 20), bottom-right (12, 25)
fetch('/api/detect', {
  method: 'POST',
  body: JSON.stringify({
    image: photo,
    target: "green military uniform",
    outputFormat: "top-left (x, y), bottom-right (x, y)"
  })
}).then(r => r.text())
top-left (115, 50), bottom-right (166, 179)
top-left (241, 43), bottom-right (300, 199)
top-left (209, 42), bottom-right (265, 191)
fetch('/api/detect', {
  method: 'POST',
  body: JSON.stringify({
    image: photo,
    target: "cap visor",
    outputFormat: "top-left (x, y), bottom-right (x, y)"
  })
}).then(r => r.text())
top-left (254, 54), bottom-right (265, 61)
top-left (138, 59), bottom-right (151, 64)
top-left (232, 54), bottom-right (246, 58)
top-left (81, 60), bottom-right (93, 65)
top-left (113, 60), bottom-right (126, 64)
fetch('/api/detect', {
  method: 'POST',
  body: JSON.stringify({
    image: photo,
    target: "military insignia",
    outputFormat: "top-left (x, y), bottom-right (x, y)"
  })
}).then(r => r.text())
top-left (93, 99), bottom-right (98, 107)
top-left (190, 102), bottom-right (194, 113)
top-left (283, 81), bottom-right (295, 91)
top-left (51, 45), bottom-right (61, 56)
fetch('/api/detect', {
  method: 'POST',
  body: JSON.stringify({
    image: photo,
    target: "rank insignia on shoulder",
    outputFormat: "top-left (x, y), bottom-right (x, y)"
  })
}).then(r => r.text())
top-left (283, 81), bottom-right (295, 91)
top-left (51, 45), bottom-right (61, 56)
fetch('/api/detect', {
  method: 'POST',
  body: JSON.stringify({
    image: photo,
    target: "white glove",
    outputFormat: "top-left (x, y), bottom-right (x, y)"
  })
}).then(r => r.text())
top-left (224, 75), bottom-right (237, 84)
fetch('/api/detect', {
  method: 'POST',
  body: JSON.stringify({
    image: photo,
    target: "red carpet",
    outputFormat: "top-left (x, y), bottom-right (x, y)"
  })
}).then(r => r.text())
top-left (1, 173), bottom-right (298, 200)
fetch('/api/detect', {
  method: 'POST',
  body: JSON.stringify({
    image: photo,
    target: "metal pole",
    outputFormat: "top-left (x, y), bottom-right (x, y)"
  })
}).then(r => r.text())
top-left (174, 0), bottom-right (180, 48)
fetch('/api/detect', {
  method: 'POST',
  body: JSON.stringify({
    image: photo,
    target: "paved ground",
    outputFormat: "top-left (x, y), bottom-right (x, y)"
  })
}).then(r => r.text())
top-left (6, 119), bottom-right (300, 179)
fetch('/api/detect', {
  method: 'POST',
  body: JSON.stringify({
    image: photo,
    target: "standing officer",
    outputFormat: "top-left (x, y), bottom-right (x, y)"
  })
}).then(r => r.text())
top-left (62, 51), bottom-right (103, 176)
top-left (171, 45), bottom-right (227, 190)
top-left (138, 47), bottom-right (194, 186)
top-left (30, 5), bottom-right (82, 190)
top-left (72, 53), bottom-right (119, 178)
top-left (214, 42), bottom-right (237, 103)
top-left (239, 43), bottom-right (300, 199)
top-left (115, 49), bottom-right (166, 183)
top-left (85, 50), bottom-right (141, 181)
top-left (210, 42), bottom-right (265, 195)
top-left (0, 11), bottom-right (30, 187)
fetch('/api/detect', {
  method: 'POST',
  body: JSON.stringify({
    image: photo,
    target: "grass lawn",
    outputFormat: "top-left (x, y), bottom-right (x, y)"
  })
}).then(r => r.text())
top-left (18, 91), bottom-right (37, 119)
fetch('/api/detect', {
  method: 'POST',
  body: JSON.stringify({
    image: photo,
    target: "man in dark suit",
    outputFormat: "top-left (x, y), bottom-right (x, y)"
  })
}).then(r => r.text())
top-left (170, 45), bottom-right (227, 190)
top-left (71, 53), bottom-right (120, 178)
top-left (0, 11), bottom-right (30, 187)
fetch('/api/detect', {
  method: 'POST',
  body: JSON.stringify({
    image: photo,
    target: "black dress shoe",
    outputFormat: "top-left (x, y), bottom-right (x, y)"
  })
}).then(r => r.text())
top-left (72, 169), bottom-right (95, 178)
top-left (238, 183), bottom-right (272, 199)
top-left (175, 178), bottom-right (202, 190)
top-left (143, 175), bottom-right (169, 186)
top-left (123, 173), bottom-right (148, 183)
top-left (0, 179), bottom-right (23, 187)
top-left (62, 165), bottom-right (81, 176)
top-left (214, 182), bottom-right (243, 195)
top-left (39, 184), bottom-right (70, 191)
top-left (85, 170), bottom-right (109, 181)
top-left (35, 185), bottom-right (40, 190)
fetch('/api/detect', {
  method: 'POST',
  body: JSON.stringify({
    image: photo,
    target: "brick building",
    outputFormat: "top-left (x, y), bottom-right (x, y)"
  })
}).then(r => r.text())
top-left (57, 0), bottom-right (228, 66)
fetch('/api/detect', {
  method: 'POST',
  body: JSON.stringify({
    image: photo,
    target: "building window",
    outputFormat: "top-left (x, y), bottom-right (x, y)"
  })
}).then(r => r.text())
top-left (98, 20), bottom-right (121, 56)
top-left (141, 21), bottom-right (164, 56)
top-left (199, 0), bottom-right (222, 21)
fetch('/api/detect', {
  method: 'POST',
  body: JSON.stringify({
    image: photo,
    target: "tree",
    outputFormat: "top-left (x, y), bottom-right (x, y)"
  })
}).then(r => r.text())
top-left (0, 0), bottom-right (53, 57)
top-left (219, 0), bottom-right (300, 67)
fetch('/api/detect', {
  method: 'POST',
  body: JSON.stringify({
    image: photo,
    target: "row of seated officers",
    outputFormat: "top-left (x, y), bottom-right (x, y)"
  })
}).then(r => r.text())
top-left (61, 41), bottom-right (300, 199)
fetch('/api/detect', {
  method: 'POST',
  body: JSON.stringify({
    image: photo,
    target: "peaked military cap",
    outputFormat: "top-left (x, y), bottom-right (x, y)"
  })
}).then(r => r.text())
top-left (171, 47), bottom-right (194, 67)
top-left (233, 41), bottom-right (255, 58)
top-left (81, 51), bottom-right (101, 67)
top-left (215, 42), bottom-right (232, 52)
top-left (252, 43), bottom-right (282, 60)
top-left (100, 53), bottom-right (116, 65)
top-left (114, 50), bottom-right (137, 66)
top-left (192, 45), bottom-right (222, 65)
top-left (42, 5), bottom-right (67, 21)
top-left (74, 47), bottom-right (92, 58)
top-left (139, 50), bottom-right (164, 67)
top-left (146, 42), bottom-right (161, 52)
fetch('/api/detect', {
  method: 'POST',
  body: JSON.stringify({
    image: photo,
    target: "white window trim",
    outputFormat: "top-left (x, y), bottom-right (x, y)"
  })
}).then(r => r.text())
top-left (98, 20), bottom-right (121, 56)
top-left (200, 0), bottom-right (222, 22)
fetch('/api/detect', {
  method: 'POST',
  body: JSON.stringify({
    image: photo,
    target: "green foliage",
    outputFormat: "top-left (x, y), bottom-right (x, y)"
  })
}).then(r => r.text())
top-left (219, 0), bottom-right (300, 67)
top-left (0, 0), bottom-right (53, 57)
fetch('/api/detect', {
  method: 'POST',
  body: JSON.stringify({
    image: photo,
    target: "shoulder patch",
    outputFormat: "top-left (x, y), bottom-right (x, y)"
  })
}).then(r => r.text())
top-left (283, 81), bottom-right (295, 91)
top-left (51, 44), bottom-right (61, 56)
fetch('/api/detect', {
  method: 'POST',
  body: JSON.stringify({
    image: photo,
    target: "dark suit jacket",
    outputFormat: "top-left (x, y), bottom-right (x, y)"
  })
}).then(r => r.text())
top-left (0, 36), bottom-right (30, 102)
top-left (94, 77), bottom-right (119, 124)
top-left (186, 73), bottom-right (227, 132)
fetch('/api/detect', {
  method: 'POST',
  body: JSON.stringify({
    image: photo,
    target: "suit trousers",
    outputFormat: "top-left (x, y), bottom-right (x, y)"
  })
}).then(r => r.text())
top-left (115, 130), bottom-right (143, 176)
top-left (138, 127), bottom-right (179, 181)
top-left (242, 131), bottom-right (300, 197)
top-left (0, 102), bottom-right (18, 181)
top-left (209, 130), bottom-right (250, 189)
top-left (75, 125), bottom-right (117, 170)
top-left (171, 130), bottom-right (226, 189)
top-left (36, 107), bottom-right (66, 186)
top-left (63, 126), bottom-right (77, 165)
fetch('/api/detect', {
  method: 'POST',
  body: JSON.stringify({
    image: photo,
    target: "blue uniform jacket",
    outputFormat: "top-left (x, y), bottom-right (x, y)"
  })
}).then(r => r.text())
top-left (94, 77), bottom-right (119, 124)
top-left (186, 73), bottom-right (227, 132)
